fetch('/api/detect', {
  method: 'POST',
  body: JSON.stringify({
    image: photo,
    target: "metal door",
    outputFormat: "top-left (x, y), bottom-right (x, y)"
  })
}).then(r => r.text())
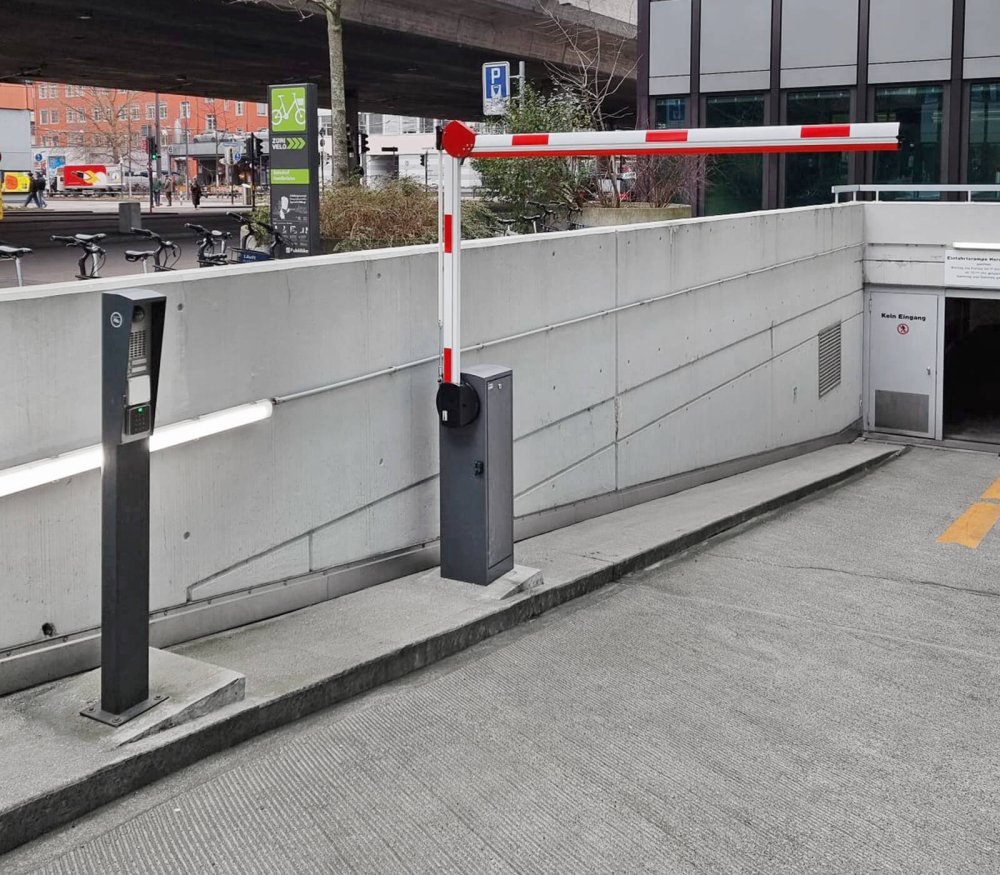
top-left (866, 292), bottom-right (939, 437)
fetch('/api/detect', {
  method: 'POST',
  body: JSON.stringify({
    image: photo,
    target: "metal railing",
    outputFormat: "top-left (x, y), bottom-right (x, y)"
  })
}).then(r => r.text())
top-left (832, 184), bottom-right (1000, 202)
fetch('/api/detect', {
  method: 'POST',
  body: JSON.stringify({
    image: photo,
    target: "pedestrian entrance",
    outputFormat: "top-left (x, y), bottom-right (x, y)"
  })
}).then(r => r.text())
top-left (944, 297), bottom-right (1000, 442)
top-left (866, 290), bottom-right (1000, 445)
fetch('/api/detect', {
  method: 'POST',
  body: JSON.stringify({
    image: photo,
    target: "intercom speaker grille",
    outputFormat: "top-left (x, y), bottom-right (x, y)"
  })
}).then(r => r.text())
top-left (129, 328), bottom-right (147, 361)
top-left (818, 322), bottom-right (842, 397)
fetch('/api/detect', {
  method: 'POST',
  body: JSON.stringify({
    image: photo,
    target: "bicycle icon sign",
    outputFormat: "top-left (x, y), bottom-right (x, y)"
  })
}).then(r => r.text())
top-left (271, 86), bottom-right (307, 132)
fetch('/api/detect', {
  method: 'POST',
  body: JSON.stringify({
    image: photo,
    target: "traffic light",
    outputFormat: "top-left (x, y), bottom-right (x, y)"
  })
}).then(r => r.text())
top-left (420, 153), bottom-right (426, 168)
top-left (244, 136), bottom-right (253, 161)
top-left (359, 131), bottom-right (369, 155)
top-left (145, 135), bottom-right (158, 161)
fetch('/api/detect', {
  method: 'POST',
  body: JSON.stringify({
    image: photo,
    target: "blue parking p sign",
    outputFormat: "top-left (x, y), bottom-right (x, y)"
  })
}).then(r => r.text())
top-left (482, 62), bottom-right (511, 116)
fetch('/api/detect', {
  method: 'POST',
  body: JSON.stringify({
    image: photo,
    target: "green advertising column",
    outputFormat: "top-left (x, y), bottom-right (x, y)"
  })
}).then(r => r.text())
top-left (268, 83), bottom-right (320, 257)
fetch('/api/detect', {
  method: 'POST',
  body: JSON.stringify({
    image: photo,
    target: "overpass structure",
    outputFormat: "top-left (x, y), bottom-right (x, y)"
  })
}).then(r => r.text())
top-left (0, 0), bottom-right (636, 119)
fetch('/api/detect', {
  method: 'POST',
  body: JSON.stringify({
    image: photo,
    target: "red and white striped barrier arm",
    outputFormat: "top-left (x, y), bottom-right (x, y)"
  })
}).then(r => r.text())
top-left (442, 121), bottom-right (899, 160)
top-left (437, 120), bottom-right (899, 384)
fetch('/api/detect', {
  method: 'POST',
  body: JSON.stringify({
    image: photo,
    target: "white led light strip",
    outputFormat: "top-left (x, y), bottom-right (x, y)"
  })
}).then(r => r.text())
top-left (0, 400), bottom-right (273, 500)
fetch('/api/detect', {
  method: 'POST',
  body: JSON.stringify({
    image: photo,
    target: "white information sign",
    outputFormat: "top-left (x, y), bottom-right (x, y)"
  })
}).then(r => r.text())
top-left (944, 248), bottom-right (1000, 290)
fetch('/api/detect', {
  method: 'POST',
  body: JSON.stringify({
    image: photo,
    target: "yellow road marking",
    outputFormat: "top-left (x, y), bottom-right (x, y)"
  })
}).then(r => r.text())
top-left (981, 476), bottom-right (1000, 501)
top-left (938, 502), bottom-right (1000, 549)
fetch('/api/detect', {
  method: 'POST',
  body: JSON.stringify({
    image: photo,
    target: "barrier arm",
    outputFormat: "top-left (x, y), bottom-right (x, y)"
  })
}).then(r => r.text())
top-left (433, 118), bottom-right (898, 587)
top-left (436, 119), bottom-right (899, 384)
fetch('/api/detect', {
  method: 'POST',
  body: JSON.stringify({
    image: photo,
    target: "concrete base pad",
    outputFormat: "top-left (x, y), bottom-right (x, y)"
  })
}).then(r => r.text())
top-left (480, 565), bottom-right (544, 600)
top-left (1, 648), bottom-right (244, 753)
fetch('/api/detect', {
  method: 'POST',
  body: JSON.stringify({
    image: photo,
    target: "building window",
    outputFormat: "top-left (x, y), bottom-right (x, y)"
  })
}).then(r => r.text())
top-left (873, 85), bottom-right (943, 197)
top-left (92, 108), bottom-right (102, 122)
top-left (159, 103), bottom-right (167, 120)
top-left (236, 101), bottom-right (244, 117)
top-left (64, 84), bottom-right (73, 98)
top-left (206, 114), bottom-right (216, 132)
top-left (784, 89), bottom-right (851, 207)
top-left (146, 103), bottom-right (155, 120)
top-left (39, 110), bottom-right (49, 124)
top-left (49, 109), bottom-right (59, 125)
top-left (141, 124), bottom-right (151, 138)
top-left (257, 102), bottom-right (267, 116)
top-left (969, 82), bottom-right (1000, 196)
top-left (653, 97), bottom-right (688, 129)
top-left (130, 105), bottom-right (140, 121)
top-left (704, 93), bottom-right (765, 215)
top-left (180, 101), bottom-right (190, 119)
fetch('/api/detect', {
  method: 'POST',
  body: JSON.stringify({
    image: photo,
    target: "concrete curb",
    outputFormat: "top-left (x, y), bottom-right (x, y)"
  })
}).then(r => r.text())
top-left (0, 445), bottom-right (903, 855)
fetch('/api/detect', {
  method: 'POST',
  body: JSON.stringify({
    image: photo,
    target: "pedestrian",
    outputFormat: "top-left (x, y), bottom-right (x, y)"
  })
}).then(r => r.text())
top-left (190, 179), bottom-right (202, 209)
top-left (164, 173), bottom-right (174, 207)
top-left (24, 172), bottom-right (45, 208)
top-left (151, 174), bottom-right (162, 206)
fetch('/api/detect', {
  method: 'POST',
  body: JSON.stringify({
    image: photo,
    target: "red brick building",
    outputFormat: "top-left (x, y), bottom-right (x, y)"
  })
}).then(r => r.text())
top-left (31, 82), bottom-right (268, 181)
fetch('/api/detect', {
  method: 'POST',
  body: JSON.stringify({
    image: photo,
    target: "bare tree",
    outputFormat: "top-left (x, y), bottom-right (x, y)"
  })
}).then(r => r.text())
top-left (535, 2), bottom-right (707, 210)
top-left (534, 2), bottom-right (637, 203)
top-left (229, 0), bottom-right (349, 183)
top-left (62, 87), bottom-right (140, 163)
top-left (535, 1), bottom-right (636, 133)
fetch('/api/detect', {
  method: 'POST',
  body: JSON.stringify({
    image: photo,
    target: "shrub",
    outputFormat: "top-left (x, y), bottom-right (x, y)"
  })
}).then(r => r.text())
top-left (253, 179), bottom-right (497, 252)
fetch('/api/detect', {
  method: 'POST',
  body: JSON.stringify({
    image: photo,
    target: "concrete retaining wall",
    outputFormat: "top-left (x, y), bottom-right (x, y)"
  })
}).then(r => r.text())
top-left (0, 203), bottom-right (865, 691)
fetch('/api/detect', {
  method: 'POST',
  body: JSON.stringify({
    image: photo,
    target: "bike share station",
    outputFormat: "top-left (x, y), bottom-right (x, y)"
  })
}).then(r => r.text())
top-left (434, 119), bottom-right (899, 588)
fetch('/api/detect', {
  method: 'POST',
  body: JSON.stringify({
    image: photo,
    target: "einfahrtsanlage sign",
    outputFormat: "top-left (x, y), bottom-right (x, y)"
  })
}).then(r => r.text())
top-left (268, 83), bottom-right (320, 257)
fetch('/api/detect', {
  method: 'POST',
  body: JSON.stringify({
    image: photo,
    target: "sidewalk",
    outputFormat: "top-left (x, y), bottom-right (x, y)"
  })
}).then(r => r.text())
top-left (0, 440), bottom-right (901, 854)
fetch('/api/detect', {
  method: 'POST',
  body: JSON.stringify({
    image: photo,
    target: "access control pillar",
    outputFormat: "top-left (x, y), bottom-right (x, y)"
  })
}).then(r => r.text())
top-left (83, 290), bottom-right (167, 726)
top-left (437, 365), bottom-right (514, 585)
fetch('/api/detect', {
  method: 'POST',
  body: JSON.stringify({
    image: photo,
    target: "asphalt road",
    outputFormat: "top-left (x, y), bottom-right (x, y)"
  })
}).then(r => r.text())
top-left (5, 446), bottom-right (1000, 874)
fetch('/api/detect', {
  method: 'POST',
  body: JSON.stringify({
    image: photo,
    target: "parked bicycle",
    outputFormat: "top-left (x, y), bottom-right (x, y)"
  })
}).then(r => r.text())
top-left (124, 228), bottom-right (181, 273)
top-left (51, 233), bottom-right (106, 280)
top-left (0, 243), bottom-right (32, 287)
top-left (225, 211), bottom-right (287, 261)
top-left (185, 223), bottom-right (231, 267)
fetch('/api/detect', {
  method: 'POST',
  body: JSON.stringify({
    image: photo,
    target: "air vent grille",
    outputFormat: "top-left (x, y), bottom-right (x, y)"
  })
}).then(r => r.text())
top-left (818, 322), bottom-right (842, 397)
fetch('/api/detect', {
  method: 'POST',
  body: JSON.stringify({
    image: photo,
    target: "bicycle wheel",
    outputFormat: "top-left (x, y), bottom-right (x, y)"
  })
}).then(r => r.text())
top-left (271, 106), bottom-right (283, 127)
top-left (295, 106), bottom-right (306, 127)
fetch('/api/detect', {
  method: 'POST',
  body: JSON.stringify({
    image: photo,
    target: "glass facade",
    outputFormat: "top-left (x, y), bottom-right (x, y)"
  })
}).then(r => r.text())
top-left (873, 85), bottom-right (943, 197)
top-left (704, 94), bottom-right (765, 215)
top-left (785, 90), bottom-right (851, 207)
top-left (969, 82), bottom-right (1000, 196)
top-left (654, 97), bottom-right (688, 129)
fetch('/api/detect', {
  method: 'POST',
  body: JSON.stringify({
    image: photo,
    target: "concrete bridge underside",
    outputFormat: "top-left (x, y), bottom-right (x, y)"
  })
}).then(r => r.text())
top-left (0, 0), bottom-right (636, 120)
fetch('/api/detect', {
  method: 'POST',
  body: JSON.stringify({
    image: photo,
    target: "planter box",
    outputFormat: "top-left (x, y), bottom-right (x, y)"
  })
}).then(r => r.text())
top-left (579, 203), bottom-right (692, 227)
